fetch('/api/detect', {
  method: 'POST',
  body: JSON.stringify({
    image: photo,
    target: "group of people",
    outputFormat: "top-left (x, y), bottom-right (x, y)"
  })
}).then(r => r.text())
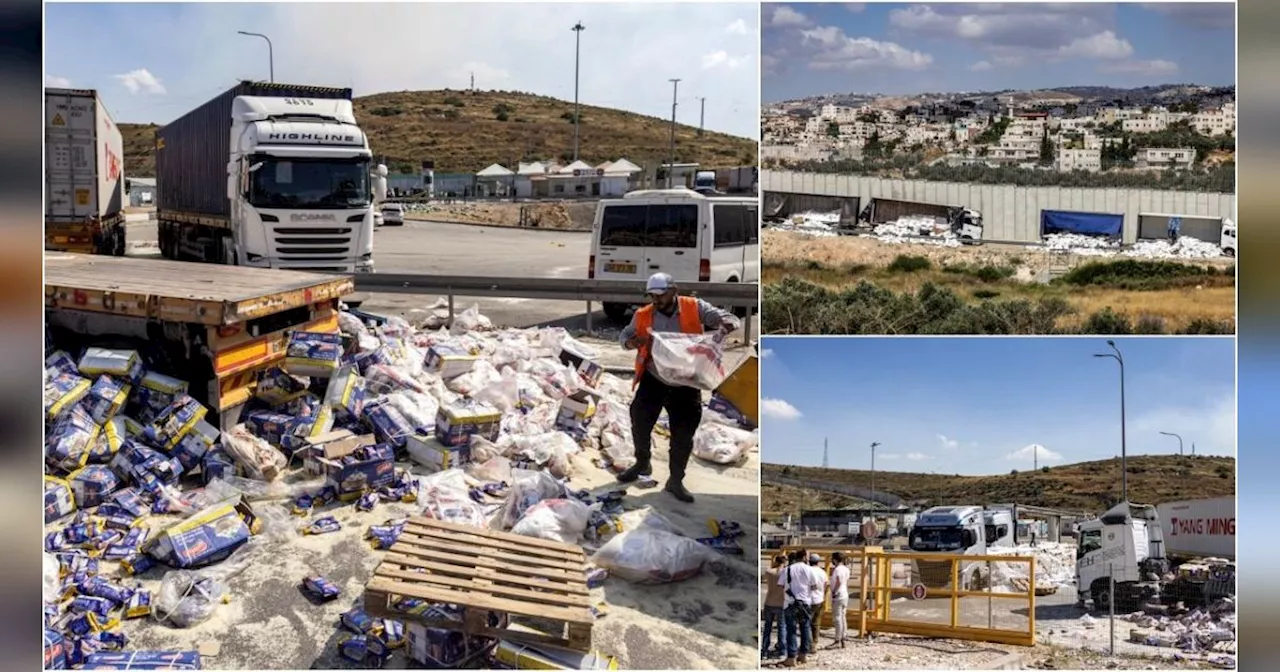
top-left (761, 549), bottom-right (852, 667)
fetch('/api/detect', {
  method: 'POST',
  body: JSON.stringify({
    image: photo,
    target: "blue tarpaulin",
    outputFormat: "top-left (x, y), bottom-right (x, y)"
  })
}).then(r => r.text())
top-left (1040, 210), bottom-right (1123, 237)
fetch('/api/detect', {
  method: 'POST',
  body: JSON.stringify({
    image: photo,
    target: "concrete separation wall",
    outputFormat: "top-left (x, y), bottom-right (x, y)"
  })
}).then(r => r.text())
top-left (763, 170), bottom-right (1237, 245)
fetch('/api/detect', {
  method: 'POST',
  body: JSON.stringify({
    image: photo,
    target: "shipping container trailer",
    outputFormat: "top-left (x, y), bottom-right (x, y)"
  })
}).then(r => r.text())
top-left (1040, 209), bottom-right (1123, 238)
top-left (44, 88), bottom-right (126, 255)
top-left (1157, 496), bottom-right (1235, 560)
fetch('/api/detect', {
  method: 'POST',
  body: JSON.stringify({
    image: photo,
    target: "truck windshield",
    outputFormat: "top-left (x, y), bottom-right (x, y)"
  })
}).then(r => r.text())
top-left (250, 157), bottom-right (371, 209)
top-left (909, 527), bottom-right (966, 552)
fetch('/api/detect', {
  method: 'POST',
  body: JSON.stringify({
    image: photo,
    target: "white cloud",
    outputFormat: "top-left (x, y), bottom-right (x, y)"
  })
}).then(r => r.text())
top-left (761, 398), bottom-right (802, 421)
top-left (114, 68), bottom-right (166, 95)
top-left (1006, 444), bottom-right (1064, 462)
top-left (1056, 31), bottom-right (1133, 60)
top-left (1131, 393), bottom-right (1235, 456)
top-left (800, 26), bottom-right (933, 71)
top-left (937, 434), bottom-right (960, 450)
top-left (725, 18), bottom-right (750, 35)
top-left (1098, 59), bottom-right (1180, 76)
top-left (905, 452), bottom-right (931, 461)
top-left (878, 453), bottom-right (901, 460)
top-left (45, 75), bottom-right (72, 88)
top-left (702, 51), bottom-right (750, 70)
top-left (761, 53), bottom-right (781, 77)
top-left (770, 5), bottom-right (810, 28)
top-left (760, 348), bottom-right (774, 359)
top-left (969, 60), bottom-right (993, 72)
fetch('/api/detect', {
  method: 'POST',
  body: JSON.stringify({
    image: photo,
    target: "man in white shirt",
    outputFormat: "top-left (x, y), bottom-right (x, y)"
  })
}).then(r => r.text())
top-left (806, 554), bottom-right (828, 654)
top-left (829, 551), bottom-right (852, 647)
top-left (777, 549), bottom-right (815, 666)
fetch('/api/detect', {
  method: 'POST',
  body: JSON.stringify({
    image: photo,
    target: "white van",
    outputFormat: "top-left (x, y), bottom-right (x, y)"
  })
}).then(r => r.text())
top-left (588, 189), bottom-right (758, 324)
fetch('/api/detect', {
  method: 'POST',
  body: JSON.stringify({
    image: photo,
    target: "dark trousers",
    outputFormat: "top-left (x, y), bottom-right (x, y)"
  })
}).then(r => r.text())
top-left (630, 370), bottom-right (702, 482)
top-left (784, 602), bottom-right (812, 659)
top-left (761, 605), bottom-right (785, 657)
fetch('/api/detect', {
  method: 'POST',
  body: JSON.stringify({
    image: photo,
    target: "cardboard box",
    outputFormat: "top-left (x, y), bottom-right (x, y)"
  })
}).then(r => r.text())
top-left (285, 331), bottom-right (344, 378)
top-left (302, 429), bottom-right (376, 476)
top-left (558, 344), bottom-right (603, 388)
top-left (314, 440), bottom-right (396, 500)
top-left (707, 393), bottom-right (755, 429)
top-left (406, 619), bottom-right (469, 667)
top-left (435, 401), bottom-right (501, 447)
top-left (713, 354), bottom-right (758, 427)
top-left (77, 347), bottom-right (144, 384)
top-left (81, 650), bottom-right (202, 670)
top-left (406, 434), bottom-right (470, 471)
top-left (364, 400), bottom-right (415, 448)
top-left (424, 344), bottom-right (477, 379)
top-left (146, 396), bottom-right (208, 450)
top-left (555, 390), bottom-right (597, 438)
top-left (146, 500), bottom-right (256, 568)
top-left (244, 410), bottom-right (295, 446)
top-left (44, 476), bottom-right (76, 523)
top-left (493, 639), bottom-right (619, 670)
top-left (43, 629), bottom-right (70, 670)
top-left (68, 465), bottom-right (120, 508)
top-left (44, 372), bottom-right (90, 421)
top-left (324, 365), bottom-right (366, 422)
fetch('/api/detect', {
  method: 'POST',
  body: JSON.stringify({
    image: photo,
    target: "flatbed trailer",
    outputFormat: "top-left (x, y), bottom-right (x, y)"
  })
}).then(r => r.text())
top-left (44, 253), bottom-right (352, 430)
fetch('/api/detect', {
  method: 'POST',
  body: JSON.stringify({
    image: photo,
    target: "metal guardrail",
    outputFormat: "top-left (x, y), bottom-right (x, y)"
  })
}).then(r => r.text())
top-left (352, 273), bottom-right (760, 341)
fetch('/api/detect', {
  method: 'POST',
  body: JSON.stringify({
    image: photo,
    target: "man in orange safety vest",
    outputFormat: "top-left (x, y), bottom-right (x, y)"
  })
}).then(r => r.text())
top-left (617, 272), bottom-right (739, 503)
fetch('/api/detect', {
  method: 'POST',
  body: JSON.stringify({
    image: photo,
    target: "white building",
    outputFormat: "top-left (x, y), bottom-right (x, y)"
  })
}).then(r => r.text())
top-left (1192, 102), bottom-right (1235, 136)
top-left (1136, 147), bottom-right (1197, 169)
top-left (598, 158), bottom-right (642, 196)
top-left (474, 163), bottom-right (515, 197)
top-left (1123, 116), bottom-right (1169, 133)
top-left (1056, 147), bottom-right (1102, 173)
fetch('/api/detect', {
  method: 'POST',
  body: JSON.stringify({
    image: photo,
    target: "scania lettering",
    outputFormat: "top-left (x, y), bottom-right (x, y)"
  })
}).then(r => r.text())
top-left (154, 81), bottom-right (388, 273)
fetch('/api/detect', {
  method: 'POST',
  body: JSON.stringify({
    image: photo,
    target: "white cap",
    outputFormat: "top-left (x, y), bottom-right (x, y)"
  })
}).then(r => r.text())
top-left (646, 272), bottom-right (675, 295)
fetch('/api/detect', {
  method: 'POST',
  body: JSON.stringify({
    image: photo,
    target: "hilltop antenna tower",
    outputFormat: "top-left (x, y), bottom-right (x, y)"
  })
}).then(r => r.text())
top-left (822, 438), bottom-right (828, 469)
top-left (470, 72), bottom-right (474, 92)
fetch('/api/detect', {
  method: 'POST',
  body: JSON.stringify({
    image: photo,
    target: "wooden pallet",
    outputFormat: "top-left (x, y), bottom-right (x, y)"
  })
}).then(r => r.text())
top-left (364, 517), bottom-right (594, 651)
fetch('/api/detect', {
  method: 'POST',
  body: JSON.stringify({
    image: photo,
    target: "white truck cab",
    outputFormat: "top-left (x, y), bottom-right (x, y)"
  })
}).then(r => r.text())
top-left (1076, 501), bottom-right (1170, 612)
top-left (589, 188), bottom-right (758, 324)
top-left (954, 207), bottom-right (984, 243)
top-left (983, 509), bottom-right (1016, 548)
top-left (909, 505), bottom-right (989, 590)
top-left (1221, 218), bottom-right (1236, 257)
top-left (225, 96), bottom-right (386, 272)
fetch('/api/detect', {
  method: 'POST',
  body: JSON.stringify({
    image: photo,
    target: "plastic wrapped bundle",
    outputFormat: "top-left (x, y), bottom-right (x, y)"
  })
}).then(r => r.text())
top-left (77, 348), bottom-right (144, 384)
top-left (46, 406), bottom-right (100, 472)
top-left (44, 372), bottom-right (91, 421)
top-left (649, 331), bottom-right (728, 390)
top-left (323, 365), bottom-right (367, 422)
top-left (592, 526), bottom-right (721, 584)
top-left (692, 423), bottom-right (758, 465)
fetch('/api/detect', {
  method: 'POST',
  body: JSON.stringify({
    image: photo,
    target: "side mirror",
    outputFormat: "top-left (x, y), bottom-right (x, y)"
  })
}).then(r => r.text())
top-left (376, 163), bottom-right (388, 178)
top-left (374, 176), bottom-right (387, 202)
top-left (227, 174), bottom-right (238, 201)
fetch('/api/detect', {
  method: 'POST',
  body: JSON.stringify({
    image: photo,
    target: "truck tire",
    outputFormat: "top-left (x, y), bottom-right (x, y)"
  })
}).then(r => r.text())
top-left (112, 226), bottom-right (126, 257)
top-left (1091, 581), bottom-right (1112, 613)
top-left (602, 302), bottom-right (630, 326)
top-left (726, 277), bottom-right (749, 318)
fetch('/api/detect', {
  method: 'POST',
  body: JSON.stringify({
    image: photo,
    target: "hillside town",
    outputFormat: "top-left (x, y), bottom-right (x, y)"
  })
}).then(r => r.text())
top-left (762, 88), bottom-right (1236, 175)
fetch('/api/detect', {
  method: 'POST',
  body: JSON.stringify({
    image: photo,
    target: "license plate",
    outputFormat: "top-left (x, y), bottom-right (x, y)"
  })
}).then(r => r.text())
top-left (604, 262), bottom-right (636, 274)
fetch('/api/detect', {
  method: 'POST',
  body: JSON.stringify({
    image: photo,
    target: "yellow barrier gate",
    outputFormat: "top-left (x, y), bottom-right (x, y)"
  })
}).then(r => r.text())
top-left (777, 546), bottom-right (1038, 647)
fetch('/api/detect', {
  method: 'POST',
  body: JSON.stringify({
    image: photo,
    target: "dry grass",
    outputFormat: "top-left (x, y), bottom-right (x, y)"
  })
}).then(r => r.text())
top-left (762, 455), bottom-right (1237, 514)
top-left (120, 90), bottom-right (756, 176)
top-left (762, 231), bottom-right (1237, 333)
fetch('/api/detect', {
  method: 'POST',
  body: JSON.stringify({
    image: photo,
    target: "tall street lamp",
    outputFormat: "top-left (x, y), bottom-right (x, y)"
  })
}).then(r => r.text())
top-left (237, 31), bottom-right (274, 83)
top-left (571, 22), bottom-right (585, 161)
top-left (1159, 431), bottom-right (1184, 455)
top-left (1094, 340), bottom-right (1127, 502)
top-left (870, 442), bottom-right (881, 509)
top-left (667, 78), bottom-right (680, 188)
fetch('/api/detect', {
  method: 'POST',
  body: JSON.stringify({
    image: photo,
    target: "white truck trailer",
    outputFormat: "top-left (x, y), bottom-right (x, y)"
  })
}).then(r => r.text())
top-left (155, 81), bottom-right (387, 273)
top-left (1157, 496), bottom-right (1235, 560)
top-left (44, 88), bottom-right (126, 255)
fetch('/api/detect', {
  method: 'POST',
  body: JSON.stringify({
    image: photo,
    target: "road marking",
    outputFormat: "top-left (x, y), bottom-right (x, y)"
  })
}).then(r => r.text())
top-left (548, 266), bottom-right (578, 278)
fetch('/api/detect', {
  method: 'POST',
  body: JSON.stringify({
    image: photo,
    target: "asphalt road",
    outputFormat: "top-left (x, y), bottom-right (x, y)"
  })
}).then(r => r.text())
top-left (124, 216), bottom-right (759, 337)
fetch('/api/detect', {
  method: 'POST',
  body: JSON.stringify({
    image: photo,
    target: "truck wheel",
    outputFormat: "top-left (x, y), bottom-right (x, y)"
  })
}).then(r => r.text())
top-left (1092, 582), bottom-right (1113, 613)
top-left (726, 277), bottom-right (749, 318)
top-left (112, 227), bottom-right (126, 256)
top-left (1224, 248), bottom-right (1235, 257)
top-left (602, 302), bottom-right (630, 326)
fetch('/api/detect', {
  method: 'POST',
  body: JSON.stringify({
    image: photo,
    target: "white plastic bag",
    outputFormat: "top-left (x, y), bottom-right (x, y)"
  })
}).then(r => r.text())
top-left (500, 470), bottom-right (568, 529)
top-left (465, 454), bottom-right (513, 483)
top-left (503, 433), bottom-right (579, 474)
top-left (384, 389), bottom-right (440, 434)
top-left (525, 359), bottom-right (579, 399)
top-left (43, 553), bottom-right (59, 604)
top-left (474, 368), bottom-right (521, 412)
top-left (450, 304), bottom-right (494, 335)
top-left (418, 468), bottom-right (487, 528)
top-left (153, 538), bottom-right (261, 627)
top-left (591, 527), bottom-right (720, 584)
top-left (649, 331), bottom-right (728, 390)
top-left (511, 498), bottom-right (591, 544)
top-left (692, 424), bottom-right (757, 465)
top-left (219, 426), bottom-right (286, 481)
top-left (591, 399), bottom-right (635, 470)
top-left (446, 359), bottom-right (502, 397)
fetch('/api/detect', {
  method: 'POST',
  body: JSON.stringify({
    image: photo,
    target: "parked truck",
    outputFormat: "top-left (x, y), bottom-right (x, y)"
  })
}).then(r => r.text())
top-left (1157, 496), bottom-right (1235, 560)
top-left (907, 505), bottom-right (1004, 590)
top-left (853, 198), bottom-right (984, 243)
top-left (45, 253), bottom-right (352, 432)
top-left (45, 88), bottom-right (126, 256)
top-left (1076, 501), bottom-right (1235, 613)
top-left (155, 81), bottom-right (387, 272)
top-left (714, 166), bottom-right (759, 195)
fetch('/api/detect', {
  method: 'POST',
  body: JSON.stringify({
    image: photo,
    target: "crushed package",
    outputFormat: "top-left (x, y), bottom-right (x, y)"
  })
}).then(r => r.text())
top-left (436, 399), bottom-right (501, 447)
top-left (302, 575), bottom-right (341, 601)
top-left (77, 348), bottom-right (144, 384)
top-left (285, 331), bottom-right (344, 378)
top-left (145, 501), bottom-right (255, 568)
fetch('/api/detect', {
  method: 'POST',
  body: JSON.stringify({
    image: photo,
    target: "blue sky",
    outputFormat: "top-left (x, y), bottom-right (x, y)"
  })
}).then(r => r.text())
top-left (44, 3), bottom-right (759, 138)
top-left (760, 337), bottom-right (1236, 475)
top-left (762, 3), bottom-right (1236, 101)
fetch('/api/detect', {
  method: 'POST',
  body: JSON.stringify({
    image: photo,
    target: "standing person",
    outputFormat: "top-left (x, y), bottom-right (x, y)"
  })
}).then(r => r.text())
top-left (761, 555), bottom-right (788, 660)
top-left (806, 554), bottom-right (828, 654)
top-left (829, 552), bottom-right (851, 648)
top-left (1168, 215), bottom-right (1182, 244)
top-left (779, 549), bottom-right (815, 667)
top-left (618, 272), bottom-right (739, 503)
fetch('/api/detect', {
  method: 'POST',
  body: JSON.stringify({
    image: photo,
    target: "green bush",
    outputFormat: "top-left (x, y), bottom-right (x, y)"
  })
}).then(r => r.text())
top-left (887, 255), bottom-right (932, 273)
top-left (443, 96), bottom-right (464, 107)
top-left (1041, 466), bottom-right (1051, 473)
top-left (1134, 315), bottom-right (1167, 334)
top-left (973, 289), bottom-right (1001, 299)
top-left (1080, 308), bottom-right (1132, 334)
top-left (369, 106), bottom-right (402, 117)
top-left (495, 111), bottom-right (510, 122)
top-left (944, 263), bottom-right (1016, 282)
top-left (1058, 259), bottom-right (1218, 290)
top-left (442, 108), bottom-right (461, 120)
top-left (1181, 318), bottom-right (1235, 334)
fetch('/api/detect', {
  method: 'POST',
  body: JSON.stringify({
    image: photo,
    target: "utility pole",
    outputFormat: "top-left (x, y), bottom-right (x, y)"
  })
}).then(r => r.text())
top-left (822, 438), bottom-right (828, 469)
top-left (1094, 341), bottom-right (1128, 503)
top-left (470, 72), bottom-right (475, 92)
top-left (870, 442), bottom-right (881, 509)
top-left (571, 21), bottom-right (586, 161)
top-left (697, 96), bottom-right (706, 136)
top-left (668, 78), bottom-right (680, 188)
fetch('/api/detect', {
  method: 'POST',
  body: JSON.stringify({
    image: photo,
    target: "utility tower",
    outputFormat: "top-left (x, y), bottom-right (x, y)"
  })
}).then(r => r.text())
top-left (822, 437), bottom-right (829, 469)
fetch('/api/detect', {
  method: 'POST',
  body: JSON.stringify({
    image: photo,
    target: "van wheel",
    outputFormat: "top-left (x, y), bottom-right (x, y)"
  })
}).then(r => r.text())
top-left (1224, 248), bottom-right (1235, 257)
top-left (726, 277), bottom-right (750, 318)
top-left (602, 302), bottom-right (630, 325)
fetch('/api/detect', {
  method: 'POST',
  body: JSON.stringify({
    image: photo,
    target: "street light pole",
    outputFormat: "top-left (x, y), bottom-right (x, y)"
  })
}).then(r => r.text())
top-left (571, 22), bottom-right (585, 162)
top-left (1159, 431), bottom-right (1184, 455)
top-left (1094, 341), bottom-right (1127, 502)
top-left (697, 96), bottom-right (706, 136)
top-left (870, 442), bottom-right (881, 509)
top-left (668, 78), bottom-right (680, 188)
top-left (237, 31), bottom-right (274, 83)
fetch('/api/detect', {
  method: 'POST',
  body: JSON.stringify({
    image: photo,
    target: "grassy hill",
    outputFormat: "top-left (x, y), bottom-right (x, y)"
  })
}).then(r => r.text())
top-left (119, 89), bottom-right (757, 178)
top-left (762, 455), bottom-right (1236, 515)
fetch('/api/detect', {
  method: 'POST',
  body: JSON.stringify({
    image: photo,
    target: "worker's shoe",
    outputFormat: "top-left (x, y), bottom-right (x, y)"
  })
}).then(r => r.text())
top-left (780, 658), bottom-right (795, 668)
top-left (796, 654), bottom-right (807, 665)
top-left (616, 461), bottom-right (652, 483)
top-left (665, 480), bottom-right (695, 503)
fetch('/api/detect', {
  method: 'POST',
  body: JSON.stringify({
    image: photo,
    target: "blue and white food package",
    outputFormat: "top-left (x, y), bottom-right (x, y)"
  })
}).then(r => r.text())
top-left (145, 396), bottom-right (208, 450)
top-left (256, 367), bottom-right (310, 406)
top-left (46, 350), bottom-right (80, 377)
top-left (67, 465), bottom-right (121, 508)
top-left (46, 406), bottom-right (100, 472)
top-left (43, 476), bottom-right (76, 523)
top-left (435, 400), bottom-right (501, 447)
top-left (44, 372), bottom-right (91, 421)
top-left (423, 344), bottom-right (477, 379)
top-left (284, 331), bottom-right (344, 378)
top-left (323, 365), bottom-right (366, 422)
top-left (82, 375), bottom-right (131, 424)
top-left (77, 348), bottom-right (144, 384)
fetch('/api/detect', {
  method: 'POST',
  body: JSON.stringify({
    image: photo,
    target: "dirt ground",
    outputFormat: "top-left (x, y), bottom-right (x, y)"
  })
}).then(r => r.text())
top-left (761, 230), bottom-right (1237, 332)
top-left (404, 201), bottom-right (598, 231)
